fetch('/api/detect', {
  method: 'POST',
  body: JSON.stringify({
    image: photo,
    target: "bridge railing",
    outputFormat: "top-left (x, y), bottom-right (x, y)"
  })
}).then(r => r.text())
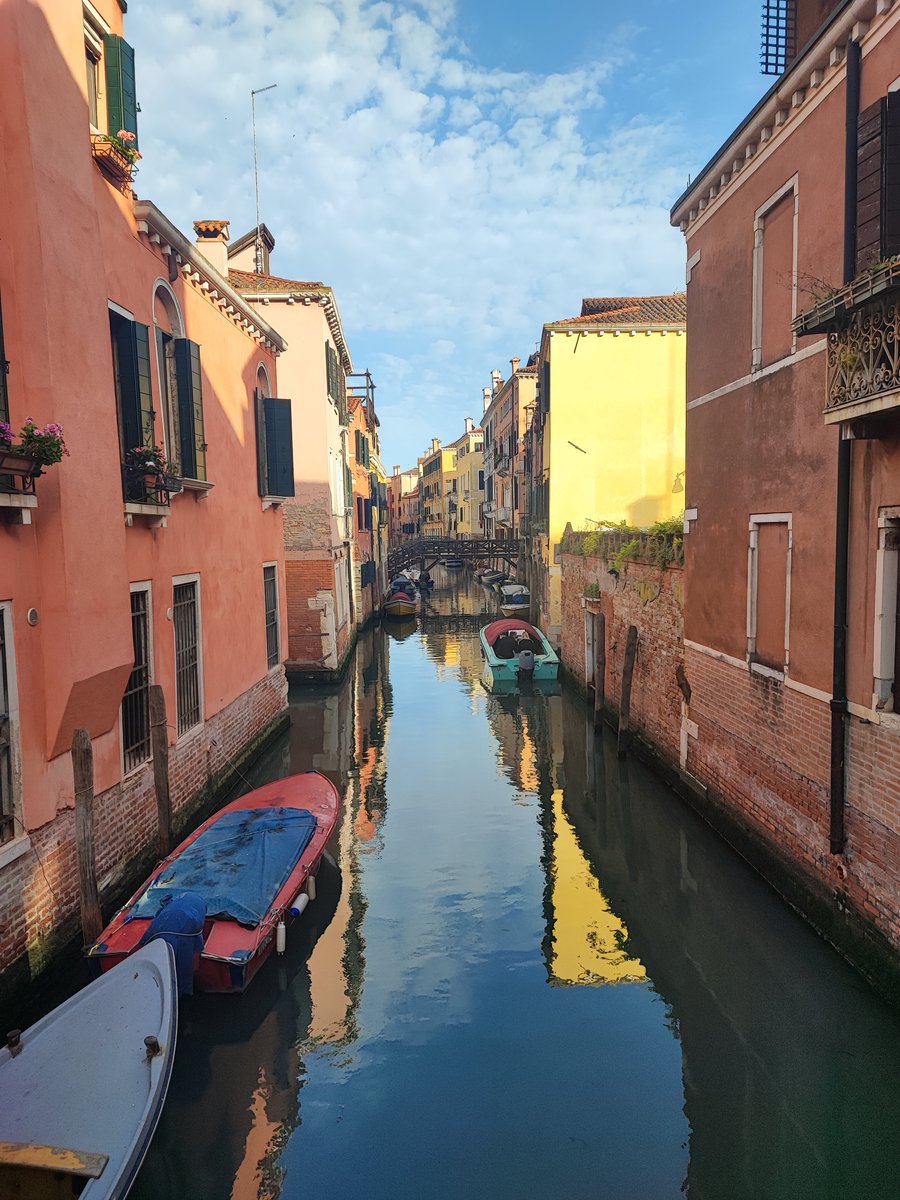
top-left (387, 538), bottom-right (521, 578)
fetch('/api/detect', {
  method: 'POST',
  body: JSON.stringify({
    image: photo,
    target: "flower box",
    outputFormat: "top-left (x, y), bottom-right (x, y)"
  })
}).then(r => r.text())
top-left (90, 135), bottom-right (134, 185)
top-left (0, 449), bottom-right (41, 476)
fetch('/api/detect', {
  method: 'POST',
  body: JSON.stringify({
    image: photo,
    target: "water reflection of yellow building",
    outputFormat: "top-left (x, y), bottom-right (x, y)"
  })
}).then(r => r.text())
top-left (546, 789), bottom-right (645, 986)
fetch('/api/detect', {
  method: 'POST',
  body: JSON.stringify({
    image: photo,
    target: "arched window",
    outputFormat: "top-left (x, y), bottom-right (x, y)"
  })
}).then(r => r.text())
top-left (256, 364), bottom-right (271, 398)
top-left (152, 281), bottom-right (184, 465)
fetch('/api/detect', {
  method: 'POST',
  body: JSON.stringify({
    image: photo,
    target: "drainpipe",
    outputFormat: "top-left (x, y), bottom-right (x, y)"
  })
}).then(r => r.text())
top-left (830, 37), bottom-right (860, 855)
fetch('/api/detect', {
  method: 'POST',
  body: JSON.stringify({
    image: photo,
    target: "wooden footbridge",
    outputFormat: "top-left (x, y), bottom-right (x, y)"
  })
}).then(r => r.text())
top-left (387, 538), bottom-right (522, 579)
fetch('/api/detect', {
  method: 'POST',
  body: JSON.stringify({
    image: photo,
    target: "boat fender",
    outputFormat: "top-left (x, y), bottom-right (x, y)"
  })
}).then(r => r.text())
top-left (276, 920), bottom-right (286, 955)
top-left (289, 892), bottom-right (310, 919)
top-left (517, 649), bottom-right (535, 676)
top-left (307, 873), bottom-right (317, 902)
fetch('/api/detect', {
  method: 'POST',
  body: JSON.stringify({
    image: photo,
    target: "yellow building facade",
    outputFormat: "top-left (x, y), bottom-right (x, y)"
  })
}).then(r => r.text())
top-left (420, 439), bottom-right (456, 537)
top-left (448, 419), bottom-right (484, 538)
top-left (529, 295), bottom-right (686, 639)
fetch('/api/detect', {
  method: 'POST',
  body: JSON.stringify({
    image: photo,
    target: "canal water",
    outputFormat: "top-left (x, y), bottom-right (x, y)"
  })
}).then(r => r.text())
top-left (13, 568), bottom-right (900, 1199)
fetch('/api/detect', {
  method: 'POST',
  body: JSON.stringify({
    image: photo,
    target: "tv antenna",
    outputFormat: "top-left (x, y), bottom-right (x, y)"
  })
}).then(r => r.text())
top-left (251, 83), bottom-right (277, 272)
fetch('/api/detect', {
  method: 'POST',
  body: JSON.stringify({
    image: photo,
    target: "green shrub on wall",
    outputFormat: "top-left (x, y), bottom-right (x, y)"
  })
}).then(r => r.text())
top-left (561, 517), bottom-right (684, 571)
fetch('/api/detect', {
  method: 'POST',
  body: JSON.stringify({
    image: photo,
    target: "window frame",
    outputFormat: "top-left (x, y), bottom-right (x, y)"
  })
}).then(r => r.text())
top-left (751, 175), bottom-right (799, 372)
top-left (172, 574), bottom-right (203, 738)
top-left (746, 512), bottom-right (793, 678)
top-left (263, 563), bottom-right (280, 670)
top-left (151, 280), bottom-right (185, 468)
top-left (121, 582), bottom-right (153, 775)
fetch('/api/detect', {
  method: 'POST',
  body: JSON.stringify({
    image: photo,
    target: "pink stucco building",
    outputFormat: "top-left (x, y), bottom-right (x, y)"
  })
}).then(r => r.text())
top-left (0, 0), bottom-right (295, 986)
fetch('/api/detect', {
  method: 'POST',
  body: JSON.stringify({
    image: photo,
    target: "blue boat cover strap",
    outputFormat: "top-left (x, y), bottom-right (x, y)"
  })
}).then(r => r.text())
top-left (130, 807), bottom-right (318, 928)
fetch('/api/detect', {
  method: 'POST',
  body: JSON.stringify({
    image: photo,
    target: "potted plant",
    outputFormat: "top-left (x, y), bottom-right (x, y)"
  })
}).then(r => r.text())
top-left (0, 417), bottom-right (67, 476)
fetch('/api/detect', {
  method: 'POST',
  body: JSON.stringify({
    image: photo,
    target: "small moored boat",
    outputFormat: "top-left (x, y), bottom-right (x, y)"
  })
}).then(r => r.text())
top-left (0, 939), bottom-right (177, 1200)
top-left (480, 618), bottom-right (559, 688)
top-left (383, 590), bottom-right (418, 618)
top-left (499, 583), bottom-right (531, 615)
top-left (88, 773), bottom-right (340, 994)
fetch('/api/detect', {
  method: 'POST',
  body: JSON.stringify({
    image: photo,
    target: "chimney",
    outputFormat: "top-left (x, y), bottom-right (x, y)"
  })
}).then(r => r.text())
top-left (510, 357), bottom-right (520, 373)
top-left (393, 464), bottom-right (401, 475)
top-left (491, 368), bottom-right (502, 394)
top-left (193, 219), bottom-right (231, 275)
top-left (465, 417), bottom-right (474, 434)
top-left (483, 387), bottom-right (491, 411)
top-left (431, 438), bottom-right (441, 453)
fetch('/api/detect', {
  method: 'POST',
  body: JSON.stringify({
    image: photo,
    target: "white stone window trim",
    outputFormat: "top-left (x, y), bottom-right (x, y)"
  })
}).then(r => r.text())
top-left (751, 175), bottom-right (799, 373)
top-left (121, 581), bottom-right (154, 779)
top-left (171, 572), bottom-right (204, 742)
top-left (0, 601), bottom-right (26, 865)
top-left (746, 512), bottom-right (793, 678)
top-left (873, 506), bottom-right (900, 710)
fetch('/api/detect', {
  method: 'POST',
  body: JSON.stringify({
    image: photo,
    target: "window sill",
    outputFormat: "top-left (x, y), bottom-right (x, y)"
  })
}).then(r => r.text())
top-left (0, 833), bottom-right (31, 872)
top-left (124, 502), bottom-right (169, 528)
top-left (179, 478), bottom-right (215, 500)
top-left (0, 493), bottom-right (38, 525)
top-left (749, 660), bottom-right (785, 682)
top-left (262, 495), bottom-right (289, 510)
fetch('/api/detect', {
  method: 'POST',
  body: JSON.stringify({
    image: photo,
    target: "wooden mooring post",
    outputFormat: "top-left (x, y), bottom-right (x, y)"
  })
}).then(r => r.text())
top-left (617, 624), bottom-right (638, 759)
top-left (593, 611), bottom-right (606, 730)
top-left (72, 727), bottom-right (102, 944)
top-left (150, 684), bottom-right (172, 857)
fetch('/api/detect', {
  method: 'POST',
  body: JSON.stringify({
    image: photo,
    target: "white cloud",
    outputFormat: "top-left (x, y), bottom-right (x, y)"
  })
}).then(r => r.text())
top-left (127, 0), bottom-right (687, 465)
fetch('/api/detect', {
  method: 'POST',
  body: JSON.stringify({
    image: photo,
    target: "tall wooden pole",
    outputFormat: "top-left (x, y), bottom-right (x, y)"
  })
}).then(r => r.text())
top-left (72, 728), bottom-right (102, 944)
top-left (617, 624), bottom-right (638, 759)
top-left (149, 684), bottom-right (172, 857)
top-left (593, 611), bottom-right (606, 730)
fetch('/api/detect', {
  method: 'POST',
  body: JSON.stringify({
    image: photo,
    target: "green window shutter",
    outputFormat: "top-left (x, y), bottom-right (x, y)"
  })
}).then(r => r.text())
top-left (103, 35), bottom-right (138, 145)
top-left (255, 389), bottom-right (268, 496)
top-left (0, 290), bottom-right (8, 424)
top-left (263, 396), bottom-right (295, 497)
top-left (344, 463), bottom-right (353, 508)
top-left (174, 338), bottom-right (205, 480)
top-left (109, 310), bottom-right (142, 455)
top-left (133, 322), bottom-right (154, 446)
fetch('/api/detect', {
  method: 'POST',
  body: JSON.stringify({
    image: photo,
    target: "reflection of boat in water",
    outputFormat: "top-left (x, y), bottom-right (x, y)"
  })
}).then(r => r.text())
top-left (480, 618), bottom-right (559, 689)
top-left (383, 616), bottom-right (417, 641)
top-left (89, 774), bottom-right (340, 994)
top-left (130, 858), bottom-right (342, 1200)
top-left (499, 583), bottom-right (530, 614)
top-left (0, 940), bottom-right (177, 1200)
top-left (443, 557), bottom-right (464, 568)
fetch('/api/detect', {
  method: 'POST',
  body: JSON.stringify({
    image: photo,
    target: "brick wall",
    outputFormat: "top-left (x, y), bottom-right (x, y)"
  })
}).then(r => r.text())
top-left (0, 668), bottom-right (287, 987)
top-left (559, 548), bottom-right (900, 983)
top-left (560, 552), bottom-right (684, 761)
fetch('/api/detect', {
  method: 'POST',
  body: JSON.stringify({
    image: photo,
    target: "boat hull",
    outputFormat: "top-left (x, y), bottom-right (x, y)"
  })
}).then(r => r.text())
top-left (0, 940), bottom-right (177, 1200)
top-left (89, 773), bottom-right (340, 995)
top-left (383, 596), bottom-right (417, 618)
top-left (479, 618), bottom-right (560, 687)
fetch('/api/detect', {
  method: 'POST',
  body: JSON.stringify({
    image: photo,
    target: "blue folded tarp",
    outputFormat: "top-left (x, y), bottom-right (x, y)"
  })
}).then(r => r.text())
top-left (130, 807), bottom-right (317, 928)
top-left (139, 891), bottom-right (206, 995)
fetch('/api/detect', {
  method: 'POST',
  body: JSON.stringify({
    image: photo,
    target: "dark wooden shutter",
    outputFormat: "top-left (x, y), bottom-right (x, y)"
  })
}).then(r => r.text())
top-left (857, 94), bottom-right (900, 275)
top-left (103, 35), bottom-right (138, 145)
top-left (539, 360), bottom-right (550, 413)
top-left (133, 322), bottom-right (154, 447)
top-left (356, 496), bottom-right (364, 530)
top-left (109, 310), bottom-right (142, 454)
top-left (0, 291), bottom-right (8, 423)
top-left (255, 388), bottom-right (268, 495)
top-left (263, 397), bottom-right (295, 497)
top-left (174, 339), bottom-right (205, 480)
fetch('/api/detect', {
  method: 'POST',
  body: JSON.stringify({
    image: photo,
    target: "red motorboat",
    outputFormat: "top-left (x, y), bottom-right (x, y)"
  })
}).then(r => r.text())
top-left (87, 772), bottom-right (340, 994)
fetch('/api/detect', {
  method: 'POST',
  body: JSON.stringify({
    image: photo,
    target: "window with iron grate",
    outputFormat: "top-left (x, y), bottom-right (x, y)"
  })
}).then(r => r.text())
top-left (173, 581), bottom-right (201, 735)
top-left (264, 565), bottom-right (279, 669)
top-left (0, 606), bottom-right (16, 844)
top-left (122, 588), bottom-right (151, 773)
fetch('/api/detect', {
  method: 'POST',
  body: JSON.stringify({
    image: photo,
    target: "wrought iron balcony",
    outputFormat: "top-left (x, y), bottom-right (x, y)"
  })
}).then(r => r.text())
top-left (794, 262), bottom-right (900, 428)
top-left (122, 462), bottom-right (183, 506)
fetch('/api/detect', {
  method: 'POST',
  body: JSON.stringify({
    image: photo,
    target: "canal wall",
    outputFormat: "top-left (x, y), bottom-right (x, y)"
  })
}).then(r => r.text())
top-left (0, 669), bottom-right (289, 1002)
top-left (558, 540), bottom-right (900, 1003)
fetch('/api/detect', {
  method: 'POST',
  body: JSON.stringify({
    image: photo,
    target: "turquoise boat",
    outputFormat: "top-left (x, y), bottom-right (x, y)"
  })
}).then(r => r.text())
top-left (479, 619), bottom-right (559, 688)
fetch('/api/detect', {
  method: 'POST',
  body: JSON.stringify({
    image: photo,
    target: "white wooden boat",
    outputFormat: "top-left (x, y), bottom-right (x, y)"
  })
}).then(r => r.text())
top-left (0, 940), bottom-right (177, 1198)
top-left (499, 582), bottom-right (530, 615)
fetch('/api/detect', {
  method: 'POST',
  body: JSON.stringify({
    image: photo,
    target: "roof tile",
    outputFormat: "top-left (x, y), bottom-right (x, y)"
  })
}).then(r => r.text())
top-left (571, 294), bottom-right (686, 325)
top-left (229, 268), bottom-right (325, 293)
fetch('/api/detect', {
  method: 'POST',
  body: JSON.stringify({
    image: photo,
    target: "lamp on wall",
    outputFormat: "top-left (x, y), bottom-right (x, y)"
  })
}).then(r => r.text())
top-left (672, 470), bottom-right (685, 494)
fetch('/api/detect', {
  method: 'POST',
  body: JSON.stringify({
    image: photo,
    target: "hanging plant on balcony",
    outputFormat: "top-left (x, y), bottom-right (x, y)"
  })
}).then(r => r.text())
top-left (0, 417), bottom-right (68, 472)
top-left (110, 129), bottom-right (142, 166)
top-left (125, 444), bottom-right (168, 474)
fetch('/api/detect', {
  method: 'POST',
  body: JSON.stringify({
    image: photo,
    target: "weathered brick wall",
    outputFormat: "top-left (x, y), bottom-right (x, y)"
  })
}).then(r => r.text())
top-left (285, 557), bottom-right (336, 666)
top-left (560, 552), bottom-right (684, 761)
top-left (0, 668), bottom-right (287, 983)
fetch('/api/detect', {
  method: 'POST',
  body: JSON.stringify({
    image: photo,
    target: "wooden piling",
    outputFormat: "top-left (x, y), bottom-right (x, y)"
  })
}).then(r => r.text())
top-left (72, 728), bottom-right (102, 944)
top-left (150, 684), bottom-right (172, 857)
top-left (617, 624), bottom-right (638, 759)
top-left (593, 611), bottom-right (606, 730)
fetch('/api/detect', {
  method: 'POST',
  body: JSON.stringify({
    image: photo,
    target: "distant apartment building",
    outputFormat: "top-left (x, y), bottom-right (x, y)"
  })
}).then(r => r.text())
top-left (0, 0), bottom-right (294, 983)
top-left (228, 226), bottom-right (355, 678)
top-left (389, 464), bottom-right (420, 546)
top-left (348, 372), bottom-right (388, 621)
top-left (483, 357), bottom-right (538, 542)
top-left (527, 296), bottom-right (686, 640)
top-left (420, 439), bottom-right (456, 536)
top-left (671, 0), bottom-right (900, 975)
top-left (448, 418), bottom-right (485, 537)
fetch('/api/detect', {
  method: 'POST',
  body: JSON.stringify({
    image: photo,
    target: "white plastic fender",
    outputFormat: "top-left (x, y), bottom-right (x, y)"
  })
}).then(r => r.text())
top-left (289, 892), bottom-right (310, 919)
top-left (307, 873), bottom-right (317, 902)
top-left (276, 920), bottom-right (286, 955)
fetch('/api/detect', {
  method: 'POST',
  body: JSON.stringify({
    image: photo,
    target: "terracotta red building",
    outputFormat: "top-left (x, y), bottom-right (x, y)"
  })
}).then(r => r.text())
top-left (672, 0), bottom-right (900, 984)
top-left (0, 0), bottom-right (293, 986)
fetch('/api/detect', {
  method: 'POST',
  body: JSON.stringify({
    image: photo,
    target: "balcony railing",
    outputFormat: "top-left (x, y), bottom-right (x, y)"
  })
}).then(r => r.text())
top-left (794, 263), bottom-right (900, 427)
top-left (90, 134), bottom-right (136, 188)
top-left (0, 449), bottom-right (41, 495)
top-left (497, 505), bottom-right (513, 523)
top-left (122, 463), bottom-right (183, 506)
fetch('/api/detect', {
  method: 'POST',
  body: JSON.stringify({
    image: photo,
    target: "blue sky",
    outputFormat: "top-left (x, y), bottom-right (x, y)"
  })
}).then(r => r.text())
top-left (127, 0), bottom-right (769, 468)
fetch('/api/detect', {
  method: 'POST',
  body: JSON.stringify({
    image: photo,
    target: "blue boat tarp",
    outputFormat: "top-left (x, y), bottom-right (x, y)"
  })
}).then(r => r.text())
top-left (130, 807), bottom-right (318, 927)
